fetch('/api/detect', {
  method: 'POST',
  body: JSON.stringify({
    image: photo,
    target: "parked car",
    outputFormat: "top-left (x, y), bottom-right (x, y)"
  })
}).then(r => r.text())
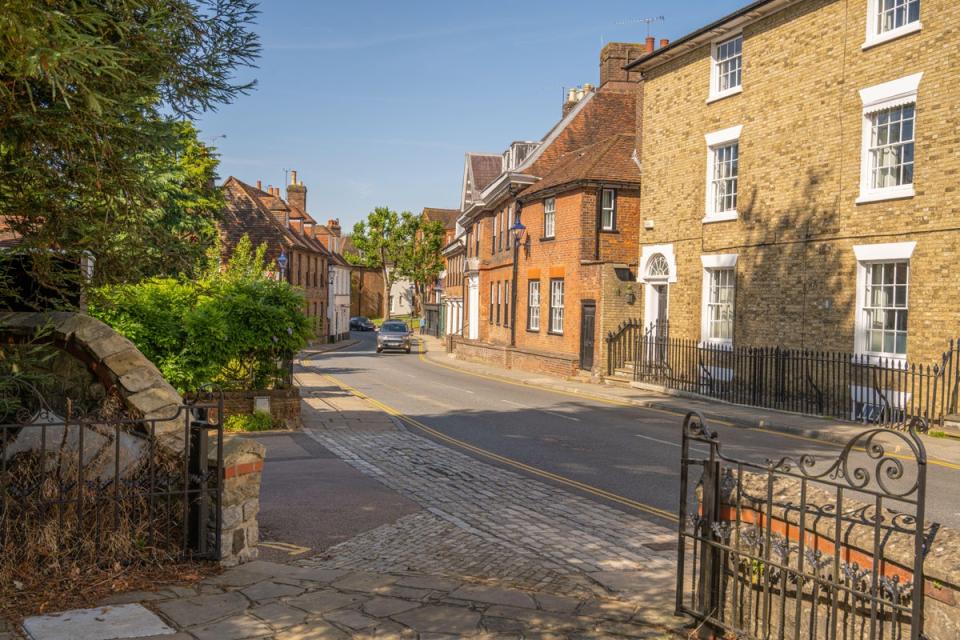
top-left (377, 320), bottom-right (412, 353)
top-left (350, 316), bottom-right (375, 331)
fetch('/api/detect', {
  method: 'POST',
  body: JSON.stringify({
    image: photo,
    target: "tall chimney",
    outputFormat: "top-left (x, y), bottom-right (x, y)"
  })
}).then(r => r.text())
top-left (256, 179), bottom-right (262, 191)
top-left (287, 170), bottom-right (307, 212)
top-left (327, 218), bottom-right (341, 237)
top-left (645, 37), bottom-right (655, 53)
top-left (599, 42), bottom-right (647, 88)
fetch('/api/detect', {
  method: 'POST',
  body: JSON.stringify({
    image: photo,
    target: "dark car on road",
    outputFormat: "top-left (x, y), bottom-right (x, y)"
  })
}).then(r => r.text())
top-left (350, 316), bottom-right (375, 331)
top-left (377, 321), bottom-right (412, 353)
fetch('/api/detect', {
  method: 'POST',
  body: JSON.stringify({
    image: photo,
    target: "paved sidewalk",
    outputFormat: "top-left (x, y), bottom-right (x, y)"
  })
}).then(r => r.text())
top-left (30, 364), bottom-right (685, 639)
top-left (418, 335), bottom-right (960, 466)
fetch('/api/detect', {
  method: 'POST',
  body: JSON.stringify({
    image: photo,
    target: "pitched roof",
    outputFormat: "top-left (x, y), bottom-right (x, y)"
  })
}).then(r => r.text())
top-left (422, 207), bottom-right (459, 230)
top-left (470, 154), bottom-right (503, 192)
top-left (519, 134), bottom-right (639, 199)
top-left (220, 177), bottom-right (326, 262)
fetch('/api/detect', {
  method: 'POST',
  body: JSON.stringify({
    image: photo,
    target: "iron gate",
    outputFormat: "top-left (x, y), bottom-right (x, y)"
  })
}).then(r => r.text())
top-left (677, 412), bottom-right (928, 639)
top-left (0, 379), bottom-right (224, 573)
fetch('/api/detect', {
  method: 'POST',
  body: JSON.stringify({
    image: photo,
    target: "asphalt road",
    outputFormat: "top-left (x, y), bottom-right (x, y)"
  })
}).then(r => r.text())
top-left (305, 331), bottom-right (960, 530)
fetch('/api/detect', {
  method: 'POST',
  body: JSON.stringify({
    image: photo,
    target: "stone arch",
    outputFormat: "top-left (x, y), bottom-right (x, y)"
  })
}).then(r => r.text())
top-left (0, 311), bottom-right (184, 452)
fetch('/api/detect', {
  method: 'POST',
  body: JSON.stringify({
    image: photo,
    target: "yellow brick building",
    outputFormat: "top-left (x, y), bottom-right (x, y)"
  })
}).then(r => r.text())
top-left (630, 0), bottom-right (959, 371)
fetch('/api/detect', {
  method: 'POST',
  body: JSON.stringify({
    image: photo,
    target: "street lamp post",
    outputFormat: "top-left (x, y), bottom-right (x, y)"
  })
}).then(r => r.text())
top-left (508, 206), bottom-right (526, 348)
top-left (277, 250), bottom-right (288, 282)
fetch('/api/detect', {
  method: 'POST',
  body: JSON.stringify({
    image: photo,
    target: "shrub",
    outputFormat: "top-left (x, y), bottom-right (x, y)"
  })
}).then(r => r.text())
top-left (90, 236), bottom-right (312, 392)
top-left (224, 411), bottom-right (275, 432)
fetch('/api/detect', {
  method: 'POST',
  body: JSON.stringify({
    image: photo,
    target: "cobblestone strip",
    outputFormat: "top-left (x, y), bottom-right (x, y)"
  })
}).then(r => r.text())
top-left (297, 383), bottom-right (680, 618)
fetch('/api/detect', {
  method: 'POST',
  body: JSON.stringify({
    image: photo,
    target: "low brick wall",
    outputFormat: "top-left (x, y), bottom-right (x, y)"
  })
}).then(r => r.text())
top-left (451, 337), bottom-right (579, 378)
top-left (210, 437), bottom-right (264, 567)
top-left (220, 388), bottom-right (301, 429)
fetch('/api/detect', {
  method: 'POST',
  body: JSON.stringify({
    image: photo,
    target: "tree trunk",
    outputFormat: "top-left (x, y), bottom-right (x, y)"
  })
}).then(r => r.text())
top-left (382, 266), bottom-right (391, 320)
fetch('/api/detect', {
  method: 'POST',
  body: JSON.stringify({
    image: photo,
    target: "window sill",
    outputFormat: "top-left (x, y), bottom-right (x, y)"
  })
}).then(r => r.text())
top-left (599, 228), bottom-right (619, 234)
top-left (862, 22), bottom-right (921, 51)
top-left (540, 236), bottom-right (556, 242)
top-left (852, 353), bottom-right (908, 369)
top-left (702, 210), bottom-right (739, 224)
top-left (706, 86), bottom-right (743, 104)
top-left (698, 340), bottom-right (733, 351)
top-left (548, 331), bottom-right (564, 336)
top-left (526, 328), bottom-right (540, 333)
top-left (855, 187), bottom-right (915, 205)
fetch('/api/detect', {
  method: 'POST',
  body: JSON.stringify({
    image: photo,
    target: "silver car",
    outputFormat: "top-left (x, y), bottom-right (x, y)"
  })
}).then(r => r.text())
top-left (377, 321), bottom-right (413, 353)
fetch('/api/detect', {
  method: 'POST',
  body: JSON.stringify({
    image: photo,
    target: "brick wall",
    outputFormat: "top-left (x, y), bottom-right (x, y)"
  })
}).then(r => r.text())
top-left (351, 268), bottom-right (384, 318)
top-left (220, 388), bottom-right (301, 429)
top-left (638, 0), bottom-right (960, 363)
top-left (451, 337), bottom-right (579, 378)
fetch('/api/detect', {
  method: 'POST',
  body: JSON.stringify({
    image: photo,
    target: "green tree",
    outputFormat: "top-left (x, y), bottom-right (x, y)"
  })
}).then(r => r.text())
top-left (396, 215), bottom-right (445, 317)
top-left (0, 0), bottom-right (260, 304)
top-left (345, 207), bottom-right (415, 320)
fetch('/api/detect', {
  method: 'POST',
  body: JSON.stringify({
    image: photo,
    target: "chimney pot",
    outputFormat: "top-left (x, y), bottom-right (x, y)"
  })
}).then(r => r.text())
top-left (645, 36), bottom-right (655, 53)
top-left (660, 38), bottom-right (670, 48)
top-left (290, 170), bottom-right (297, 185)
top-left (256, 180), bottom-right (262, 190)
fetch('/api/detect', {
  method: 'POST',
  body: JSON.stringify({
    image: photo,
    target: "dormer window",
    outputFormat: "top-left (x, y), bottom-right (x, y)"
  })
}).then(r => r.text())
top-left (709, 34), bottom-right (742, 103)
top-left (864, 0), bottom-right (921, 49)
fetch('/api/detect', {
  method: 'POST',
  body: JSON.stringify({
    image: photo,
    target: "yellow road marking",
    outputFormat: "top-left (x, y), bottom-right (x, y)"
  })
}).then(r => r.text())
top-left (259, 541), bottom-right (311, 556)
top-left (318, 372), bottom-right (679, 524)
top-left (414, 341), bottom-right (960, 472)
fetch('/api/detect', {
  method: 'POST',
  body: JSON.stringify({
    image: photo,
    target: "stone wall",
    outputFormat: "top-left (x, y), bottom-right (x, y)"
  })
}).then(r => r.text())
top-left (211, 437), bottom-right (264, 567)
top-left (219, 388), bottom-right (301, 429)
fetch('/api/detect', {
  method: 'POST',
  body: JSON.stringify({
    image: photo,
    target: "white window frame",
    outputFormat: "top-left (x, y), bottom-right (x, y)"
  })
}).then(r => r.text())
top-left (863, 0), bottom-right (922, 50)
top-left (704, 125), bottom-right (742, 223)
top-left (600, 188), bottom-right (617, 231)
top-left (853, 241), bottom-right (915, 364)
top-left (528, 280), bottom-right (540, 331)
top-left (700, 254), bottom-right (738, 347)
top-left (549, 279), bottom-right (564, 334)
top-left (856, 73), bottom-right (922, 204)
top-left (543, 197), bottom-right (556, 238)
top-left (708, 33), bottom-right (744, 103)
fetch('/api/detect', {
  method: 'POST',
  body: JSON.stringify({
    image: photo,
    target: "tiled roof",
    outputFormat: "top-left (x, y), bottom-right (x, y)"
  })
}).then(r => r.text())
top-left (422, 207), bottom-right (459, 230)
top-left (520, 134), bottom-right (639, 199)
top-left (470, 154), bottom-right (503, 192)
top-left (220, 177), bottom-right (326, 262)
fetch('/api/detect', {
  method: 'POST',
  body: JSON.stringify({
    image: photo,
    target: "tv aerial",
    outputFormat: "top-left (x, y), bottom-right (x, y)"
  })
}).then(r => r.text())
top-left (616, 16), bottom-right (665, 38)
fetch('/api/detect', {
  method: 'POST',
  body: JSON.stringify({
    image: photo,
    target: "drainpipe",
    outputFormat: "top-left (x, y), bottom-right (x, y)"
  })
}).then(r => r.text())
top-left (510, 203), bottom-right (521, 347)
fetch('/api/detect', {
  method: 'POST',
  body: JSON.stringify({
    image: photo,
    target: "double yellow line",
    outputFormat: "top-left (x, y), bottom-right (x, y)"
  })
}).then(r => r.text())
top-left (414, 340), bottom-right (960, 473)
top-left (319, 372), bottom-right (679, 524)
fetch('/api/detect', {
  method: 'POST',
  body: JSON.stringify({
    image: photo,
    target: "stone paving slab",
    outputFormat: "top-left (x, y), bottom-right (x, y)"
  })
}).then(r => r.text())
top-left (22, 604), bottom-right (174, 640)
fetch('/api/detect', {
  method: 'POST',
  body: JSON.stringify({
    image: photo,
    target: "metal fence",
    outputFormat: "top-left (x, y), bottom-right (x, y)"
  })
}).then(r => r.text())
top-left (0, 379), bottom-right (224, 572)
top-left (606, 320), bottom-right (960, 430)
top-left (677, 411), bottom-right (928, 640)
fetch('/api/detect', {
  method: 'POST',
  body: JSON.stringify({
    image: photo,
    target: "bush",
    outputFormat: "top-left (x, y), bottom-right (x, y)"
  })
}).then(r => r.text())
top-left (224, 411), bottom-right (274, 432)
top-left (90, 236), bottom-right (312, 392)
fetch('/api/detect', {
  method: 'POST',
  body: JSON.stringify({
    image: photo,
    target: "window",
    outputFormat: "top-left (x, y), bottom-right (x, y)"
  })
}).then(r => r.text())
top-left (865, 0), bottom-right (921, 48)
top-left (706, 269), bottom-right (735, 343)
top-left (704, 126), bottom-right (741, 222)
top-left (492, 213), bottom-right (498, 253)
top-left (857, 73), bottom-right (921, 203)
top-left (863, 261), bottom-right (909, 357)
top-left (504, 281), bottom-right (510, 327)
top-left (543, 198), bottom-right (556, 238)
top-left (506, 208), bottom-right (513, 250)
top-left (496, 282), bottom-right (502, 325)
top-left (528, 281), bottom-right (541, 331)
top-left (709, 34), bottom-right (742, 101)
top-left (489, 282), bottom-right (493, 324)
top-left (549, 279), bottom-right (564, 334)
top-left (601, 189), bottom-right (616, 231)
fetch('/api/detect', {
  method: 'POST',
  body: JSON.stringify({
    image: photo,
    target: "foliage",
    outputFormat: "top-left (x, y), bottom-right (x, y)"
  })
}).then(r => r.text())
top-left (90, 236), bottom-right (311, 392)
top-left (0, 0), bottom-right (260, 305)
top-left (224, 410), bottom-right (274, 432)
top-left (396, 217), bottom-right (445, 316)
top-left (345, 207), bottom-right (412, 319)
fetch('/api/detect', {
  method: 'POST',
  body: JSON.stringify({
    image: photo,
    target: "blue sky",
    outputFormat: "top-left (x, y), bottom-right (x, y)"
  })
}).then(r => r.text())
top-left (197, 0), bottom-right (746, 230)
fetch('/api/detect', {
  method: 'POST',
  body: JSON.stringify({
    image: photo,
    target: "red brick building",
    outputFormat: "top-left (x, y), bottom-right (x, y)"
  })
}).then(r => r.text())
top-left (221, 175), bottom-right (329, 340)
top-left (452, 42), bottom-right (647, 377)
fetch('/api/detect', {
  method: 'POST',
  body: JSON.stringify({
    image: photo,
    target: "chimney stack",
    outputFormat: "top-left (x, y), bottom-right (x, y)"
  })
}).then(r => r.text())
top-left (599, 42), bottom-right (647, 87)
top-left (645, 37), bottom-right (655, 53)
top-left (256, 179), bottom-right (262, 191)
top-left (327, 218), bottom-right (342, 237)
top-left (660, 38), bottom-right (670, 48)
top-left (286, 169), bottom-right (307, 213)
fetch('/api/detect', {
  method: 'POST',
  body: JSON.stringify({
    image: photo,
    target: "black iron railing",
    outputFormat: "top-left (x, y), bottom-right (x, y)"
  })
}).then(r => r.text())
top-left (607, 321), bottom-right (960, 430)
top-left (677, 412), bottom-right (928, 640)
top-left (0, 379), bottom-right (224, 576)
